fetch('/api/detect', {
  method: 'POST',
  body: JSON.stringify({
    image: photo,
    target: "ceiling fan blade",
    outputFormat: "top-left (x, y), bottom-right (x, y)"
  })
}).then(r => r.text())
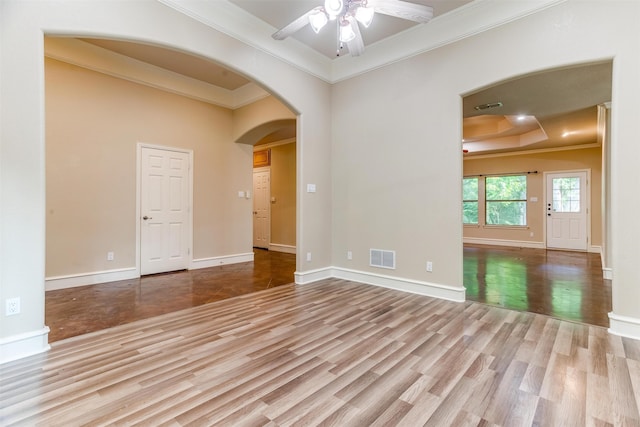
top-left (371, 0), bottom-right (434, 23)
top-left (272, 8), bottom-right (316, 40)
top-left (346, 17), bottom-right (365, 57)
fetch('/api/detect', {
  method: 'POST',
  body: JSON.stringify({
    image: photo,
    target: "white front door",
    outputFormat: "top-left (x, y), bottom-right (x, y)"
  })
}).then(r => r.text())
top-left (546, 171), bottom-right (588, 251)
top-left (140, 146), bottom-right (191, 275)
top-left (253, 169), bottom-right (270, 249)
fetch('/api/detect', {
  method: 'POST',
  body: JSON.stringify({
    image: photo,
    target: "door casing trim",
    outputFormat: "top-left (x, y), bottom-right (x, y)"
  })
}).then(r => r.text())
top-left (136, 142), bottom-right (194, 276)
top-left (543, 169), bottom-right (591, 251)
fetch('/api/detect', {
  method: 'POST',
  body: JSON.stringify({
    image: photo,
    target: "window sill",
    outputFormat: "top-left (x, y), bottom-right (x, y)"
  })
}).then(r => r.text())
top-left (483, 225), bottom-right (529, 230)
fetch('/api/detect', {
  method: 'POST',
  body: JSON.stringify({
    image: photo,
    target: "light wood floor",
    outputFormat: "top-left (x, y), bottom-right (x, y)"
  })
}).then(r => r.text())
top-left (3, 279), bottom-right (640, 426)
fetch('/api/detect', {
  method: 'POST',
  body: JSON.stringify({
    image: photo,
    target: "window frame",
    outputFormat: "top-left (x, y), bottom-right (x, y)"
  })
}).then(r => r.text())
top-left (484, 175), bottom-right (528, 227)
top-left (462, 177), bottom-right (479, 225)
top-left (462, 172), bottom-right (531, 229)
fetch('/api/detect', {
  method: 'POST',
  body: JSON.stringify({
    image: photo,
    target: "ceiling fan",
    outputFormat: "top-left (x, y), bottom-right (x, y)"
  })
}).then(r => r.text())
top-left (272, 0), bottom-right (434, 57)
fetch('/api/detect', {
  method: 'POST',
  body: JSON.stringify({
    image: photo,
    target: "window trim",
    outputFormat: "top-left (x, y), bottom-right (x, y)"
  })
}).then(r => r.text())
top-left (462, 177), bottom-right (479, 225)
top-left (462, 174), bottom-right (530, 227)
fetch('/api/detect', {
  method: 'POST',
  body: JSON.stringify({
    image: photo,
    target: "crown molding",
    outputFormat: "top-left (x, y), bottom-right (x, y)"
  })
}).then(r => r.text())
top-left (332, 0), bottom-right (567, 82)
top-left (159, 0), bottom-right (567, 84)
top-left (157, 0), bottom-right (333, 82)
top-left (463, 142), bottom-right (601, 160)
top-left (254, 138), bottom-right (296, 151)
top-left (45, 37), bottom-right (269, 109)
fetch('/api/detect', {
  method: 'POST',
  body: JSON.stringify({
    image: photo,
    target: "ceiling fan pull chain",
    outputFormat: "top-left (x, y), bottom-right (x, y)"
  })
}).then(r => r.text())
top-left (336, 20), bottom-right (341, 56)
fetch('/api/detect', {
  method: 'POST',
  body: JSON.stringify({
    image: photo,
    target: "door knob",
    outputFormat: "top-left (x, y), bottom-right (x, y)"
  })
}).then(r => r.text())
top-left (143, 216), bottom-right (152, 220)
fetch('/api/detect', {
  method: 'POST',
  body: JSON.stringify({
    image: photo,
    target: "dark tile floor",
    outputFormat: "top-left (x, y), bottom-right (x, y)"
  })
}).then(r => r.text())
top-left (46, 245), bottom-right (612, 343)
top-left (45, 249), bottom-right (296, 342)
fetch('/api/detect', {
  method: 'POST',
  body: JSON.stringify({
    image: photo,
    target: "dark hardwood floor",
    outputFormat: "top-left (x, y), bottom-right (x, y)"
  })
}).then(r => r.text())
top-left (45, 245), bottom-right (611, 344)
top-left (45, 249), bottom-right (296, 342)
top-left (464, 244), bottom-right (612, 328)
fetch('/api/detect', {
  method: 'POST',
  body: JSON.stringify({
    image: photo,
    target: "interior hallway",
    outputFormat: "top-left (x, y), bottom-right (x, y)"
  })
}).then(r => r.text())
top-left (45, 245), bottom-right (611, 343)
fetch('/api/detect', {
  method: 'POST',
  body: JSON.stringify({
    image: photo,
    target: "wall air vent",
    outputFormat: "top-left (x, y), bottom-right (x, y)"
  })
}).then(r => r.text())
top-left (370, 249), bottom-right (396, 270)
top-left (474, 101), bottom-right (503, 111)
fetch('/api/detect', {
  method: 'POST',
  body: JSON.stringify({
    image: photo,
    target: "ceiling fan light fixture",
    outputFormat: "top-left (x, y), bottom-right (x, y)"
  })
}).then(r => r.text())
top-left (309, 10), bottom-right (328, 33)
top-left (339, 19), bottom-right (356, 42)
top-left (324, 0), bottom-right (344, 20)
top-left (355, 6), bottom-right (374, 28)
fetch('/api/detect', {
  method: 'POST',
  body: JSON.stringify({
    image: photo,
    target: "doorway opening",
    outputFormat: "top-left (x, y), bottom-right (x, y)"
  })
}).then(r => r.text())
top-left (44, 37), bottom-right (298, 341)
top-left (251, 130), bottom-right (297, 257)
top-left (461, 61), bottom-right (612, 326)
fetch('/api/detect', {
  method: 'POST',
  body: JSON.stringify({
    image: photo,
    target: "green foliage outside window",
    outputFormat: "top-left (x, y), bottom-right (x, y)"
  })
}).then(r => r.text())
top-left (463, 177), bottom-right (478, 224)
top-left (485, 175), bottom-right (527, 226)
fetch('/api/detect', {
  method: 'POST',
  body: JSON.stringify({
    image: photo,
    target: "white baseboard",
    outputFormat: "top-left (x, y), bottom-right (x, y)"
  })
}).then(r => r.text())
top-left (463, 237), bottom-right (545, 249)
top-left (589, 245), bottom-right (602, 254)
top-left (0, 327), bottom-right (51, 365)
top-left (294, 267), bottom-right (333, 285)
top-left (191, 252), bottom-right (254, 270)
top-left (295, 266), bottom-right (465, 303)
top-left (46, 268), bottom-right (139, 291)
top-left (608, 312), bottom-right (640, 340)
top-left (332, 267), bottom-right (465, 302)
top-left (602, 268), bottom-right (613, 280)
top-left (269, 244), bottom-right (296, 254)
top-left (45, 252), bottom-right (255, 291)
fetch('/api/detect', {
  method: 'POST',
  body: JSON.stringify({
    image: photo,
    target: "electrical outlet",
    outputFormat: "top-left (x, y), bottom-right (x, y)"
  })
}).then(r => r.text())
top-left (306, 252), bottom-right (312, 262)
top-left (426, 261), bottom-right (433, 272)
top-left (6, 297), bottom-right (20, 316)
top-left (107, 251), bottom-right (114, 261)
top-left (347, 251), bottom-right (353, 260)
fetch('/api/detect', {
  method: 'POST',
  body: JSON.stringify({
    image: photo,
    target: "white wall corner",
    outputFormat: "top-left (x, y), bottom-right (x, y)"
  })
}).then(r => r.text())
top-left (191, 252), bottom-right (254, 270)
top-left (331, 267), bottom-right (466, 303)
top-left (608, 312), bottom-right (640, 341)
top-left (294, 267), bottom-right (334, 285)
top-left (0, 327), bottom-right (51, 365)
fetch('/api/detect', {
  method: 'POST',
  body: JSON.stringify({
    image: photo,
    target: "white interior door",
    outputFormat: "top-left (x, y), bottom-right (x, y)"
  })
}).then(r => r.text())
top-left (253, 169), bottom-right (270, 249)
top-left (140, 146), bottom-right (191, 275)
top-left (546, 171), bottom-right (588, 251)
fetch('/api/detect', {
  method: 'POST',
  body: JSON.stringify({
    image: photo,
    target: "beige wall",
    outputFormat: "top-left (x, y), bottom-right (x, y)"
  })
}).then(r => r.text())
top-left (45, 57), bottom-right (254, 277)
top-left (463, 147), bottom-right (602, 247)
top-left (331, 1), bottom-right (640, 322)
top-left (269, 143), bottom-right (297, 247)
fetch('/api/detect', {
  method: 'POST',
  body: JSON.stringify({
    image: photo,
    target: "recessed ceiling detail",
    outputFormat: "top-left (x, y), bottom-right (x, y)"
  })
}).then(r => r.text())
top-left (463, 115), bottom-right (547, 154)
top-left (463, 62), bottom-right (612, 156)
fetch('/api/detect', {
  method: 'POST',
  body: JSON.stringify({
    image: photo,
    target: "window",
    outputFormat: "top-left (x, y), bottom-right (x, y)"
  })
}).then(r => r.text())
top-left (463, 177), bottom-right (478, 224)
top-left (485, 175), bottom-right (527, 226)
top-left (552, 177), bottom-right (581, 213)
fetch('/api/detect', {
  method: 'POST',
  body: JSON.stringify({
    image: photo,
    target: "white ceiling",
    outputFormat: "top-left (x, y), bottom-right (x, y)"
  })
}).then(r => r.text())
top-left (228, 0), bottom-right (473, 59)
top-left (73, 1), bottom-right (611, 154)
